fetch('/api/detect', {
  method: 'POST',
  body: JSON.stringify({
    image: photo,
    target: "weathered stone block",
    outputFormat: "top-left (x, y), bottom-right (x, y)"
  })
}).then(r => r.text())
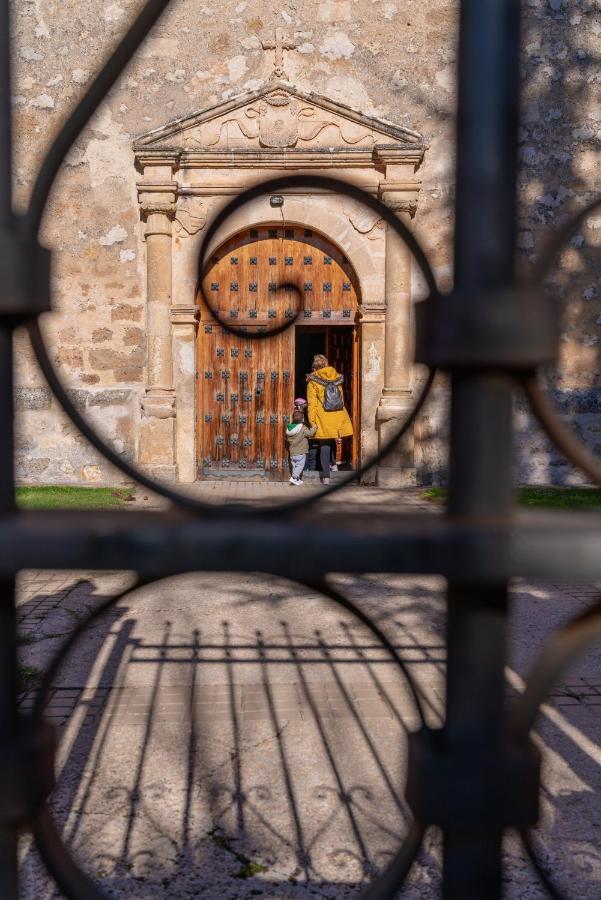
top-left (87, 389), bottom-right (133, 407)
top-left (111, 304), bottom-right (143, 322)
top-left (81, 464), bottom-right (103, 483)
top-left (14, 387), bottom-right (52, 410)
top-left (65, 389), bottom-right (90, 409)
top-left (123, 326), bottom-right (144, 347)
top-left (92, 328), bottom-right (113, 343)
top-left (139, 414), bottom-right (176, 467)
top-left (55, 347), bottom-right (84, 368)
top-left (89, 348), bottom-right (144, 371)
top-left (16, 456), bottom-right (50, 478)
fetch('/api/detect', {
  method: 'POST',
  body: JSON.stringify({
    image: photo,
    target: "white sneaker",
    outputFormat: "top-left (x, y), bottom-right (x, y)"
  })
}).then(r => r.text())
top-left (289, 476), bottom-right (296, 484)
top-left (291, 477), bottom-right (303, 486)
top-left (331, 464), bottom-right (338, 472)
top-left (322, 477), bottom-right (331, 485)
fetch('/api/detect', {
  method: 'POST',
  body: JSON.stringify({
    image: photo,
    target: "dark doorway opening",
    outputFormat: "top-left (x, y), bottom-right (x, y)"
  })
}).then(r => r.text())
top-left (294, 328), bottom-right (326, 399)
top-left (294, 325), bottom-right (358, 469)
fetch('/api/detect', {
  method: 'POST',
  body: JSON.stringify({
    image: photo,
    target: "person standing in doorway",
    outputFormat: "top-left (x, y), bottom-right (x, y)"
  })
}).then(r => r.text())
top-left (306, 354), bottom-right (353, 485)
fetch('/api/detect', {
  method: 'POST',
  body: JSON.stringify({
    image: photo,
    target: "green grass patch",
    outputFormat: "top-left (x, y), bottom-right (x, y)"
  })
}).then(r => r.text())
top-left (16, 486), bottom-right (135, 510)
top-left (422, 486), bottom-right (601, 510)
top-left (236, 860), bottom-right (268, 880)
top-left (207, 827), bottom-right (269, 880)
top-left (17, 631), bottom-right (36, 645)
top-left (18, 664), bottom-right (39, 693)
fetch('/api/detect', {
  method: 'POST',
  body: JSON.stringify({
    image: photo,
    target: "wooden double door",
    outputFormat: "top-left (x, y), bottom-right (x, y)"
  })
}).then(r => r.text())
top-left (197, 225), bottom-right (359, 478)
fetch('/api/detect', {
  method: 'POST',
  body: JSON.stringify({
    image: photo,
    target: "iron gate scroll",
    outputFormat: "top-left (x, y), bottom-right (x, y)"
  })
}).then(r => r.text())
top-left (0, 1), bottom-right (600, 898)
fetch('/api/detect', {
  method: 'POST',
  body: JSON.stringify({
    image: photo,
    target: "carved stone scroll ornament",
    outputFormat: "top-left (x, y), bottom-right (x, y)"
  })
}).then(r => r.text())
top-left (343, 200), bottom-right (384, 240)
top-left (298, 107), bottom-right (375, 146)
top-left (195, 92), bottom-right (375, 150)
top-left (174, 197), bottom-right (207, 236)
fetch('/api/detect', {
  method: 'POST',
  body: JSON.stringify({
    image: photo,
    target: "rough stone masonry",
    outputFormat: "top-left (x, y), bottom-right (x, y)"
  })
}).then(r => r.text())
top-left (8, 0), bottom-right (601, 486)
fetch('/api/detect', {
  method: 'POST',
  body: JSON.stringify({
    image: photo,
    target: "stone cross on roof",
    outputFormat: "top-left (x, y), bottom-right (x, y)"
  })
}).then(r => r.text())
top-left (261, 27), bottom-right (298, 80)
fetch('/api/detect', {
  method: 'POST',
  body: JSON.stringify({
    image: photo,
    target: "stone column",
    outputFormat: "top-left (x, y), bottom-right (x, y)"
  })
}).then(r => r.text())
top-left (139, 198), bottom-right (177, 480)
top-left (171, 306), bottom-right (199, 483)
top-left (376, 192), bottom-right (418, 487)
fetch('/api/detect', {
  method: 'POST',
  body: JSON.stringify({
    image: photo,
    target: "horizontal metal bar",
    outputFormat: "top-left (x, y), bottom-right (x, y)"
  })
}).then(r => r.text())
top-left (1, 509), bottom-right (601, 583)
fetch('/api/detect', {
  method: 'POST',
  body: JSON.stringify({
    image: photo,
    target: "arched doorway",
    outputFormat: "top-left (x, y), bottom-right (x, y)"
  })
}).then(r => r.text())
top-left (196, 224), bottom-right (360, 478)
top-left (197, 225), bottom-right (359, 478)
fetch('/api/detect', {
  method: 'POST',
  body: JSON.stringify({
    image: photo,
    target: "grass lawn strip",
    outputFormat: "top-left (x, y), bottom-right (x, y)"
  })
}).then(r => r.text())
top-left (16, 486), bottom-right (135, 510)
top-left (422, 486), bottom-right (601, 510)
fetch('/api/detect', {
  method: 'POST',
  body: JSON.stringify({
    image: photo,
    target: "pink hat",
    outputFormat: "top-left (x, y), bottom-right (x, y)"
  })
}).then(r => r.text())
top-left (294, 397), bottom-right (307, 406)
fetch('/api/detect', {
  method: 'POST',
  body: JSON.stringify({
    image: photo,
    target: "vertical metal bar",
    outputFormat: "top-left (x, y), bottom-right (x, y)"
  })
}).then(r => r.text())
top-left (444, 0), bottom-right (522, 897)
top-left (0, 576), bottom-right (19, 899)
top-left (0, 2), bottom-right (18, 893)
top-left (0, 0), bottom-right (12, 226)
top-left (0, 335), bottom-right (18, 898)
top-left (0, 327), bottom-right (15, 511)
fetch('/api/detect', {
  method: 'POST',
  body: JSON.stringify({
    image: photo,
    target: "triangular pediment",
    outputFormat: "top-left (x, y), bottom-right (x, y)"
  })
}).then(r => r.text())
top-left (133, 80), bottom-right (424, 153)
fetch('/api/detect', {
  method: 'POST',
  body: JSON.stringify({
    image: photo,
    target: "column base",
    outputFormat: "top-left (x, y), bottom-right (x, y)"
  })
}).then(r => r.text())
top-left (138, 463), bottom-right (178, 483)
top-left (139, 390), bottom-right (177, 476)
top-left (376, 391), bottom-right (417, 488)
top-left (376, 466), bottom-right (417, 488)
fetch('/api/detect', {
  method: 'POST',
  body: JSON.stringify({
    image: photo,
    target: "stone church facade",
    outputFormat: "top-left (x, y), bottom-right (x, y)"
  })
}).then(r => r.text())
top-left (10, 1), bottom-right (600, 486)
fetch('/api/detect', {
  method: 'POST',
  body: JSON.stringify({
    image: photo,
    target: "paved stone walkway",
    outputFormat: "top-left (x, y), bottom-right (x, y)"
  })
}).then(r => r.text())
top-left (15, 486), bottom-right (601, 898)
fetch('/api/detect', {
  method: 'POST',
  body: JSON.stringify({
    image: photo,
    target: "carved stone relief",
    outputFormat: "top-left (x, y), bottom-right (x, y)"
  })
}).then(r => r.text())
top-left (187, 90), bottom-right (376, 150)
top-left (174, 197), bottom-right (207, 236)
top-left (254, 90), bottom-right (301, 148)
top-left (343, 200), bottom-right (384, 240)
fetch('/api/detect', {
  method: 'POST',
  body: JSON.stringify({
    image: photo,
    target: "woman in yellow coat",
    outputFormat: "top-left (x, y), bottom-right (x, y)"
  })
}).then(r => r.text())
top-left (306, 354), bottom-right (353, 484)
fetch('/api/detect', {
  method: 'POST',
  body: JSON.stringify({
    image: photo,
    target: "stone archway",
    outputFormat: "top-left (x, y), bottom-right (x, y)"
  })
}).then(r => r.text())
top-left (196, 222), bottom-right (361, 478)
top-left (134, 79), bottom-right (424, 484)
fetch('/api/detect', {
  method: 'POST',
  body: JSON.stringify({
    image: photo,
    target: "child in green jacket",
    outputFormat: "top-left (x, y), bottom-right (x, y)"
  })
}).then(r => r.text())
top-left (285, 410), bottom-right (317, 486)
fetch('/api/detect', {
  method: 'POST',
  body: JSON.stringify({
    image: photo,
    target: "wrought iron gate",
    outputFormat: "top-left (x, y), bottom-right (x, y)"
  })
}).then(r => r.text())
top-left (0, 0), bottom-right (599, 897)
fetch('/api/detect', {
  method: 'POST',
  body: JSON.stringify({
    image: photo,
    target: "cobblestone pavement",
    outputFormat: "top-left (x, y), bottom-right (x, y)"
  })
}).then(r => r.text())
top-left (15, 486), bottom-right (601, 898)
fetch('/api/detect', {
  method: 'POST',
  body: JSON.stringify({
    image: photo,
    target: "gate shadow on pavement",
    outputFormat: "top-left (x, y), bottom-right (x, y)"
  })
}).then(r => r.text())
top-left (19, 577), bottom-right (446, 897)
top-left (17, 574), bottom-right (601, 898)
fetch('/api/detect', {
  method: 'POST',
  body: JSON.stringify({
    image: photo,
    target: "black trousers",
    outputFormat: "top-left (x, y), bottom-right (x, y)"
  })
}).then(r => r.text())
top-left (318, 440), bottom-right (336, 479)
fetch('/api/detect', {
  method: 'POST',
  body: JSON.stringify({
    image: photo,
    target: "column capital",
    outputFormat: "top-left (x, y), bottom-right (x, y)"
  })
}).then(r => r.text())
top-left (138, 183), bottom-right (178, 221)
top-left (379, 190), bottom-right (419, 218)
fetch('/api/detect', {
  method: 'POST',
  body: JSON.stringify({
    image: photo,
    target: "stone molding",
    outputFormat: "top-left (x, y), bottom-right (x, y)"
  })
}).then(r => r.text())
top-left (171, 305), bottom-right (199, 327)
top-left (135, 148), bottom-right (424, 170)
top-left (358, 304), bottom-right (385, 324)
top-left (133, 80), bottom-right (425, 154)
top-left (141, 389), bottom-right (176, 420)
top-left (376, 389), bottom-right (415, 424)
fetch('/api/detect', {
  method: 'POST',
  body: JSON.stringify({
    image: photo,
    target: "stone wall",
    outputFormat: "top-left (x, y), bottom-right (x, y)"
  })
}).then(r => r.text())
top-left (9, 0), bottom-right (600, 485)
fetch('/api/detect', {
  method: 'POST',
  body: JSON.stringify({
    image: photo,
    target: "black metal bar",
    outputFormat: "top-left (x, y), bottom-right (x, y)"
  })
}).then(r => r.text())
top-left (0, 0), bottom-right (19, 888)
top-left (0, 0), bottom-right (11, 228)
top-left (0, 0), bottom-right (597, 894)
top-left (453, 0), bottom-right (521, 289)
top-left (0, 578), bottom-right (19, 899)
top-left (2, 509), bottom-right (601, 582)
top-left (443, 0), bottom-right (522, 896)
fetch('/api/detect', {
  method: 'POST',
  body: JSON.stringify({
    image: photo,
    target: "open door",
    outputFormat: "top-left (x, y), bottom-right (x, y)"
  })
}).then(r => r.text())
top-left (294, 325), bottom-right (359, 469)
